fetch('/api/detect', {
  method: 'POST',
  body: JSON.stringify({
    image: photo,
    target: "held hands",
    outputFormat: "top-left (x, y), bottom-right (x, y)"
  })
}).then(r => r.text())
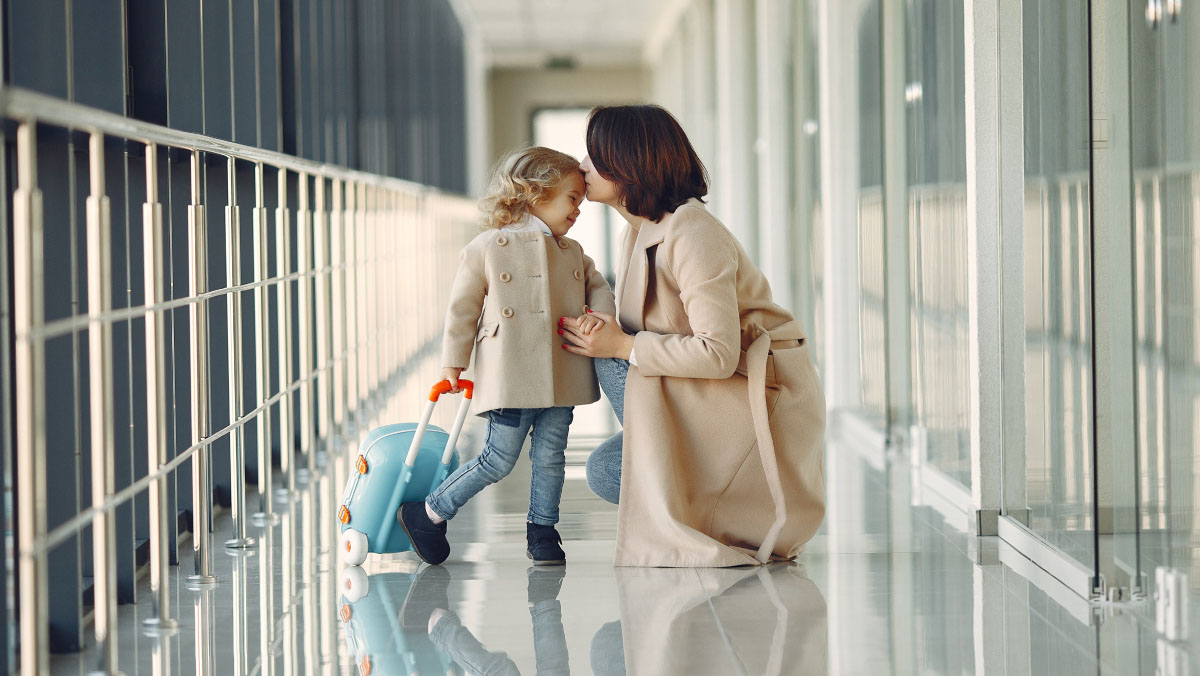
top-left (558, 310), bottom-right (635, 360)
top-left (440, 366), bottom-right (465, 393)
top-left (577, 311), bottom-right (604, 335)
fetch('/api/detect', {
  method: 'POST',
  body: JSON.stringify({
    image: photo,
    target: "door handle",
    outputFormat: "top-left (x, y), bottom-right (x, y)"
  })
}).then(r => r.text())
top-left (1148, 0), bottom-right (1164, 29)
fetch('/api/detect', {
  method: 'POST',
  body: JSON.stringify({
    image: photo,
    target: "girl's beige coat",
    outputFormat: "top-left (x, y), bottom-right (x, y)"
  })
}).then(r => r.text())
top-left (442, 230), bottom-right (615, 416)
top-left (615, 199), bottom-right (826, 566)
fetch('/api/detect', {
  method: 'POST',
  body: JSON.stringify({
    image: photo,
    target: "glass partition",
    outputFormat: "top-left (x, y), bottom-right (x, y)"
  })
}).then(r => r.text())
top-left (904, 0), bottom-right (969, 486)
top-left (1128, 0), bottom-right (1200, 620)
top-left (1016, 0), bottom-right (1096, 570)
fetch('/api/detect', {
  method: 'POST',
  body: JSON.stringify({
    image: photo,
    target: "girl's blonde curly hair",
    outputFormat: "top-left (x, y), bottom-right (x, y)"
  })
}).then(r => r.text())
top-left (480, 146), bottom-right (581, 230)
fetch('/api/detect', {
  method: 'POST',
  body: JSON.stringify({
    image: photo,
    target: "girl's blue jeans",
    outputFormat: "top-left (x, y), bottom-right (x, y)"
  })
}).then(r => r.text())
top-left (427, 406), bottom-right (574, 526)
top-left (586, 358), bottom-right (628, 504)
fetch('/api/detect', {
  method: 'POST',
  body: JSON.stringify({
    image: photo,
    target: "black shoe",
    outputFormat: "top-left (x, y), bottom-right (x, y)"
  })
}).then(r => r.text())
top-left (399, 502), bottom-right (450, 565)
top-left (526, 523), bottom-right (566, 566)
top-left (526, 566), bottom-right (566, 604)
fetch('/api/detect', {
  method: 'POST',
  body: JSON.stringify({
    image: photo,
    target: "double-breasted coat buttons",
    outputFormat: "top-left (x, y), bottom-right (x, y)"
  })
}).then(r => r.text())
top-left (501, 306), bottom-right (515, 318)
top-left (499, 272), bottom-right (512, 283)
top-left (573, 269), bottom-right (583, 280)
top-left (496, 236), bottom-right (509, 246)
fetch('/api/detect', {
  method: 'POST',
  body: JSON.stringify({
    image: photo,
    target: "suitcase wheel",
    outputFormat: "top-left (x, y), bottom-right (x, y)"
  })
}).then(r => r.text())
top-left (341, 565), bottom-right (369, 603)
top-left (341, 528), bottom-right (368, 566)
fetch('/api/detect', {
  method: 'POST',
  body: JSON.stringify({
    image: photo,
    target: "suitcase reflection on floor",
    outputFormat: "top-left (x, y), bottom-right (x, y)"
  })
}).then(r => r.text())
top-left (339, 565), bottom-right (571, 676)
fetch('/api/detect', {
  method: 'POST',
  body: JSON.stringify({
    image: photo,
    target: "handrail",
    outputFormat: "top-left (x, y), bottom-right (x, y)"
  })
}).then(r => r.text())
top-left (0, 86), bottom-right (435, 195)
top-left (4, 84), bottom-right (478, 675)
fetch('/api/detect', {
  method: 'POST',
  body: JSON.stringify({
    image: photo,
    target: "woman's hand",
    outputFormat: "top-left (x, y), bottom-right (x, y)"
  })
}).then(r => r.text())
top-left (558, 311), bottom-right (635, 359)
top-left (440, 366), bottom-right (465, 393)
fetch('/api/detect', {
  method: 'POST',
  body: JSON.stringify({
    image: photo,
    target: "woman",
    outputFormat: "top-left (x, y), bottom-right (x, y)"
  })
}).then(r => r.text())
top-left (559, 105), bottom-right (826, 567)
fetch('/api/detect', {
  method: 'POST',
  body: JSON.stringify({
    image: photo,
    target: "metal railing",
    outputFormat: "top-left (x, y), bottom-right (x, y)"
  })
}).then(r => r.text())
top-left (2, 86), bottom-right (477, 675)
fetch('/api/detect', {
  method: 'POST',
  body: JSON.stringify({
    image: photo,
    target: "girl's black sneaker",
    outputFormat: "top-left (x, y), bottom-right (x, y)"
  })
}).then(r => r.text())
top-left (526, 523), bottom-right (566, 566)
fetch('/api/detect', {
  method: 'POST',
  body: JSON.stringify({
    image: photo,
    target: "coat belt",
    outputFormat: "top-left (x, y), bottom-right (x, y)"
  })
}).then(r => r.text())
top-left (745, 332), bottom-right (789, 563)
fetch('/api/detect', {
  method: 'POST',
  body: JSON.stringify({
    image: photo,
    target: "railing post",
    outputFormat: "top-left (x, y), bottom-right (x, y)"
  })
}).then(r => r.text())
top-left (187, 149), bottom-right (218, 589)
top-left (86, 131), bottom-right (120, 672)
top-left (314, 178), bottom-right (332, 465)
top-left (330, 179), bottom-right (346, 441)
top-left (15, 121), bottom-right (49, 676)
top-left (363, 185), bottom-right (377, 412)
top-left (296, 173), bottom-right (315, 480)
top-left (225, 156), bottom-right (255, 551)
top-left (251, 162), bottom-right (278, 525)
top-left (142, 142), bottom-right (179, 634)
top-left (276, 167), bottom-right (296, 497)
top-left (342, 181), bottom-right (357, 433)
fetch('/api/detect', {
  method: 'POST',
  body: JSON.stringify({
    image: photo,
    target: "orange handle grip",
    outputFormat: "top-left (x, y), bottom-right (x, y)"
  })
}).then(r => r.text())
top-left (430, 378), bottom-right (474, 401)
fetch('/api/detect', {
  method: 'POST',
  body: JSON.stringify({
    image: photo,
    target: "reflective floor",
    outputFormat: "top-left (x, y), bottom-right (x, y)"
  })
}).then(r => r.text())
top-left (49, 410), bottom-right (1200, 675)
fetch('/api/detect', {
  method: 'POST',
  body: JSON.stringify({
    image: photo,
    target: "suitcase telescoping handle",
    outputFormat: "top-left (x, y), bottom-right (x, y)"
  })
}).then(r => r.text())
top-left (404, 379), bottom-right (474, 468)
top-left (376, 379), bottom-right (475, 550)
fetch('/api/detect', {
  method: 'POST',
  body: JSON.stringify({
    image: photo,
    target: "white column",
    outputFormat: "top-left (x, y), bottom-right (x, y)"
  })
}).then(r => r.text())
top-left (448, 0), bottom-right (490, 198)
top-left (756, 0), bottom-right (794, 312)
top-left (998, 0), bottom-right (1028, 523)
top-left (818, 0), bottom-right (864, 409)
top-left (882, 0), bottom-right (911, 426)
top-left (713, 0), bottom-right (758, 252)
top-left (683, 1), bottom-right (717, 171)
top-left (964, 0), bottom-right (1003, 535)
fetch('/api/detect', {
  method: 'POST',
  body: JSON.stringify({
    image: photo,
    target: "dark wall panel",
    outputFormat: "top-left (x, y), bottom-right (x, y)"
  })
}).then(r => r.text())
top-left (71, 1), bottom-right (127, 114)
top-left (201, 0), bottom-right (233, 141)
top-left (232, 0), bottom-right (259, 146)
top-left (127, 0), bottom-right (168, 126)
top-left (6, 2), bottom-right (68, 98)
top-left (166, 0), bottom-right (205, 134)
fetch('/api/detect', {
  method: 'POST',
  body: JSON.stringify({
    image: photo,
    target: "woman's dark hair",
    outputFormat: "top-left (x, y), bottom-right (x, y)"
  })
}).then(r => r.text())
top-left (585, 105), bottom-right (709, 222)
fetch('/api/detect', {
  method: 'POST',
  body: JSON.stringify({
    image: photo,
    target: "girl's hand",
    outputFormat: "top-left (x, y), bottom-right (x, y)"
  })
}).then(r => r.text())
top-left (559, 311), bottom-right (634, 360)
top-left (577, 312), bottom-right (604, 335)
top-left (441, 367), bottom-right (465, 393)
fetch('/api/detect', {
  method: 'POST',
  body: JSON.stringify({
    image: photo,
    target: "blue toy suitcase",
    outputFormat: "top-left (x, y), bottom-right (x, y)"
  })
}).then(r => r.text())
top-left (337, 379), bottom-right (473, 565)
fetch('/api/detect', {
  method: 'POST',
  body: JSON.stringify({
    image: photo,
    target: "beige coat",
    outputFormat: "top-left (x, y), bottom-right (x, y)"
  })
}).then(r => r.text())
top-left (615, 199), bottom-right (825, 567)
top-left (442, 228), bottom-right (616, 416)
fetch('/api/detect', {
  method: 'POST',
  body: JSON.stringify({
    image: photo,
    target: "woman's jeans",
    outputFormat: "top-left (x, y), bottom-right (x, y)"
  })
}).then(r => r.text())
top-left (427, 406), bottom-right (573, 526)
top-left (587, 358), bottom-right (628, 504)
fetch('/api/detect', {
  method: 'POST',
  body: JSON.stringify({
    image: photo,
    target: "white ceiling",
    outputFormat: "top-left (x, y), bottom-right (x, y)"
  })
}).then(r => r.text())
top-left (458, 0), bottom-right (684, 68)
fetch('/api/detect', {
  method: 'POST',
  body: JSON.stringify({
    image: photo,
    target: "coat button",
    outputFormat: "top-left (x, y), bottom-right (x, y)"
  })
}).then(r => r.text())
top-left (573, 269), bottom-right (583, 280)
top-left (501, 306), bottom-right (514, 318)
top-left (557, 239), bottom-right (569, 249)
top-left (499, 272), bottom-right (512, 283)
top-left (497, 235), bottom-right (508, 246)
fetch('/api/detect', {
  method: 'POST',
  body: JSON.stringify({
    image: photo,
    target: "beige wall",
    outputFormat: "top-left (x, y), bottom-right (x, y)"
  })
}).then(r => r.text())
top-left (487, 66), bottom-right (650, 172)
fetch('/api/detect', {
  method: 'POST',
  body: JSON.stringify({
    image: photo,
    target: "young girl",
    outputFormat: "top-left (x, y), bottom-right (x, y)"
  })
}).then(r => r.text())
top-left (399, 146), bottom-right (615, 566)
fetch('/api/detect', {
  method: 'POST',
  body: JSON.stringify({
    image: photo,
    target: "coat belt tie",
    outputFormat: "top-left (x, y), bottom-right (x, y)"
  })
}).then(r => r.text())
top-left (746, 331), bottom-right (787, 563)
